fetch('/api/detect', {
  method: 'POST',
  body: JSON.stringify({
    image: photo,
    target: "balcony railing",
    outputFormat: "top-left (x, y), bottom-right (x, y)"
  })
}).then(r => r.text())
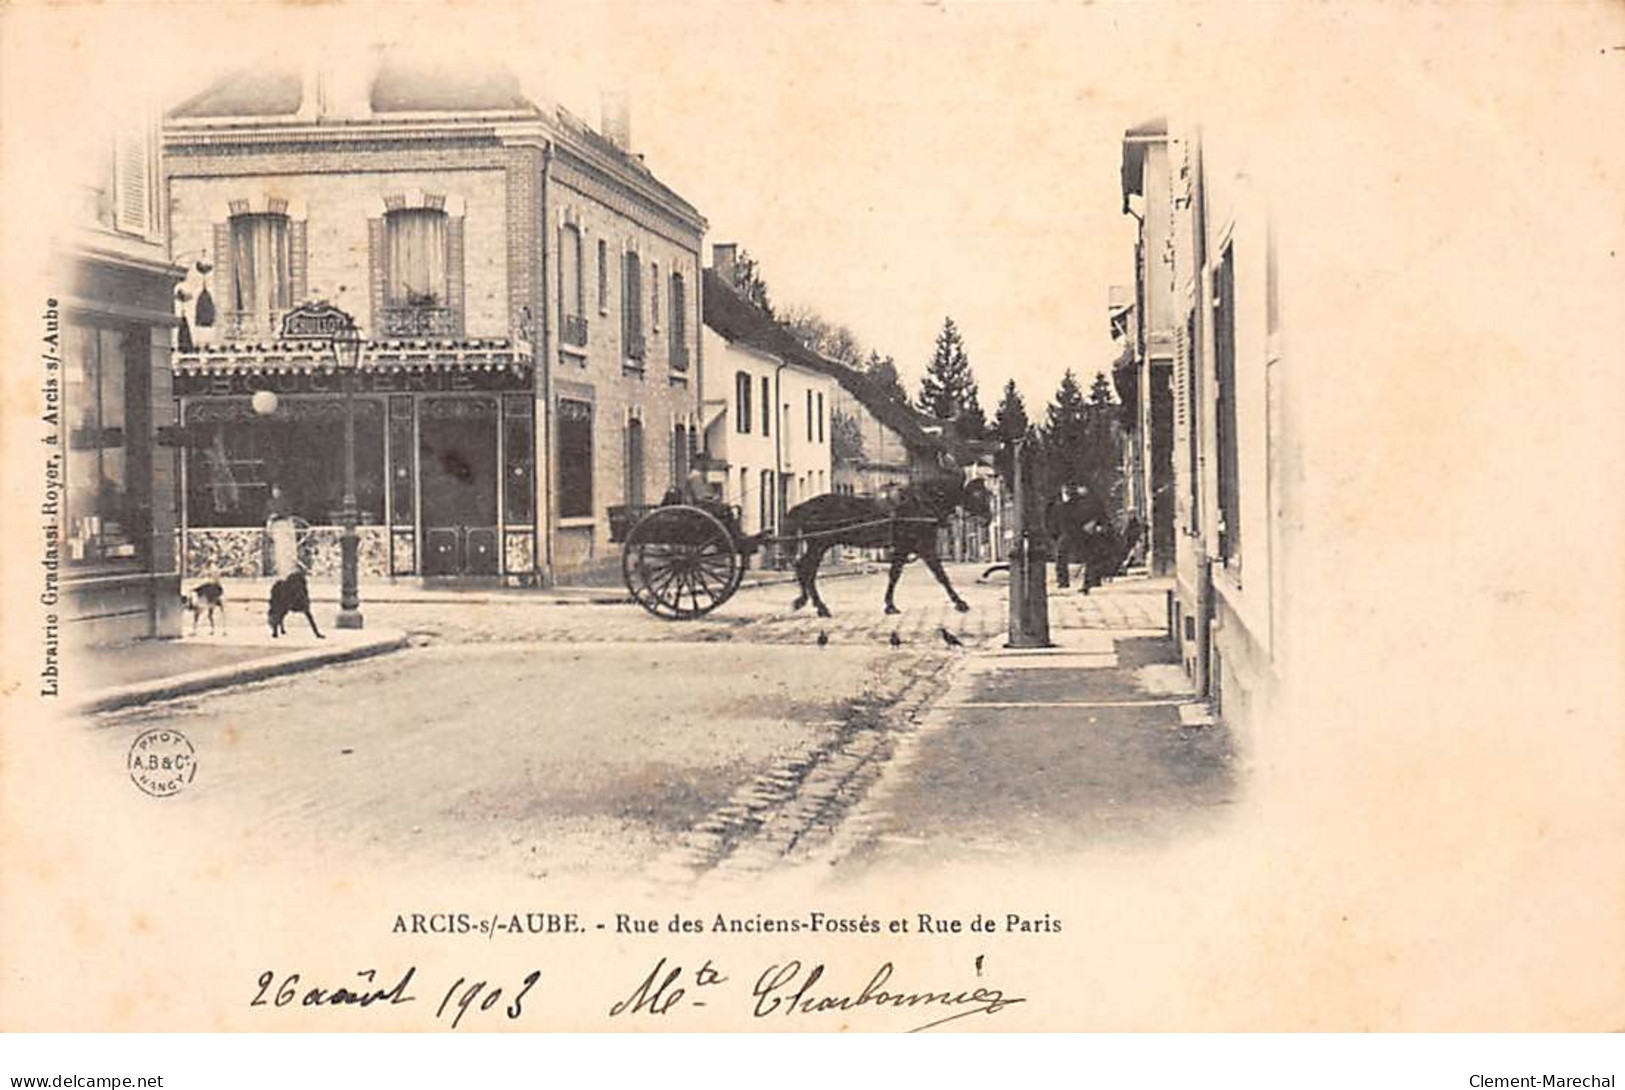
top-left (222, 310), bottom-right (286, 342)
top-left (562, 313), bottom-right (589, 348)
top-left (380, 305), bottom-right (461, 338)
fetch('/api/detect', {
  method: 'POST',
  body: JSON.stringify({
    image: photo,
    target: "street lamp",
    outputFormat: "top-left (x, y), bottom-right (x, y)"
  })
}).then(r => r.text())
top-left (331, 316), bottom-right (365, 630)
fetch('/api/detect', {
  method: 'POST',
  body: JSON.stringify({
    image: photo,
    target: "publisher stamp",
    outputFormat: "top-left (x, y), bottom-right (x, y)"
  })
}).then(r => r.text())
top-left (128, 729), bottom-right (198, 798)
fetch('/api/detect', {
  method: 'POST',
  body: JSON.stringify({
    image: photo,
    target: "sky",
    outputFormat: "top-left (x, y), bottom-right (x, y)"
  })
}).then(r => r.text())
top-left (17, 2), bottom-right (1189, 420)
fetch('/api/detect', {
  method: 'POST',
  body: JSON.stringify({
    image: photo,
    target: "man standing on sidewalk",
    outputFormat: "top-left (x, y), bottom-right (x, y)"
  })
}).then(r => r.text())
top-left (1073, 481), bottom-right (1113, 593)
top-left (1048, 485), bottom-right (1084, 589)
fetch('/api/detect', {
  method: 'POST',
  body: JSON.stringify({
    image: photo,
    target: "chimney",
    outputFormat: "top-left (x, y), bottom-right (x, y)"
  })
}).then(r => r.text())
top-left (712, 243), bottom-right (738, 284)
top-left (600, 89), bottom-right (631, 151)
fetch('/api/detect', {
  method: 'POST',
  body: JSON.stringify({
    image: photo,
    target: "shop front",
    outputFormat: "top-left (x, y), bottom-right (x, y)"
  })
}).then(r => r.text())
top-left (173, 341), bottom-right (536, 582)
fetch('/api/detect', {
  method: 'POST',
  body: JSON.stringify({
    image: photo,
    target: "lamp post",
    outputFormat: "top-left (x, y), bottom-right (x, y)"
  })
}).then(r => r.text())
top-left (330, 316), bottom-right (365, 629)
top-left (281, 301), bottom-right (366, 629)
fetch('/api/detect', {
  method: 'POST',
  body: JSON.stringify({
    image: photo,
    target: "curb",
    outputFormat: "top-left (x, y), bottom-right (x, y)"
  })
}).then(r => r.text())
top-left (76, 632), bottom-right (410, 715)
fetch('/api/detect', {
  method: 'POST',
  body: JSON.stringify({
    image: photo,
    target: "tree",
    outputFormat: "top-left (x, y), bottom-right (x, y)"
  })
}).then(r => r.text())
top-left (993, 378), bottom-right (1029, 442)
top-left (830, 408), bottom-right (866, 465)
top-left (1044, 368), bottom-right (1126, 515)
top-left (1042, 369), bottom-right (1089, 492)
top-left (992, 378), bottom-right (1031, 479)
top-left (917, 317), bottom-right (985, 439)
top-left (864, 350), bottom-right (910, 405)
top-left (781, 304), bottom-right (864, 366)
top-left (731, 249), bottom-right (774, 316)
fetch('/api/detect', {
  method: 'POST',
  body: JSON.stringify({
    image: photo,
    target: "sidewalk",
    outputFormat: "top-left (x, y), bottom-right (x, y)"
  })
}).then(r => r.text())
top-left (74, 625), bottom-right (408, 716)
top-left (208, 560), bottom-right (882, 606)
top-left (829, 573), bottom-right (1238, 871)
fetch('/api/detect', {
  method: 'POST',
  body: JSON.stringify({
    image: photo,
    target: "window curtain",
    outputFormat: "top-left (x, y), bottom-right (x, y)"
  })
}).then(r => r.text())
top-left (386, 210), bottom-right (448, 306)
top-left (230, 214), bottom-right (291, 315)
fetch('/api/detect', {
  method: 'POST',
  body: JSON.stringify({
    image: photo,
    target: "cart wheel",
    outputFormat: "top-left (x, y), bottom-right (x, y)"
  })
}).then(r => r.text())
top-left (622, 506), bottom-right (743, 619)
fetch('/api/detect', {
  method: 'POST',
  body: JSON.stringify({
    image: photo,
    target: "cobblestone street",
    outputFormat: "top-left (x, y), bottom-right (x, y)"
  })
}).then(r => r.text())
top-left (84, 564), bottom-right (1224, 889)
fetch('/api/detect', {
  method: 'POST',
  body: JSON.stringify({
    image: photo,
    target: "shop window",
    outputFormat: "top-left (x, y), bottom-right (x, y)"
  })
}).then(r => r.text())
top-left (735, 372), bottom-right (752, 434)
top-left (504, 397), bottom-right (534, 524)
top-left (558, 398), bottom-right (594, 519)
top-left (229, 213), bottom-right (292, 318)
top-left (186, 400), bottom-right (385, 530)
top-left (63, 323), bottom-right (141, 566)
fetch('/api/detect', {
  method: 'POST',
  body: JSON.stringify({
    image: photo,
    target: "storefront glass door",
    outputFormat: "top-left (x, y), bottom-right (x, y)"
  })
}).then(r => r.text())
top-left (419, 397), bottom-right (499, 575)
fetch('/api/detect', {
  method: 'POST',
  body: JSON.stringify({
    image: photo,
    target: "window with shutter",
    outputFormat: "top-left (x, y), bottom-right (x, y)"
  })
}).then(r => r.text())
top-left (650, 261), bottom-right (660, 333)
top-left (112, 126), bottom-right (153, 237)
top-left (622, 251), bottom-right (644, 363)
top-left (597, 239), bottom-right (609, 315)
top-left (669, 273), bottom-right (688, 370)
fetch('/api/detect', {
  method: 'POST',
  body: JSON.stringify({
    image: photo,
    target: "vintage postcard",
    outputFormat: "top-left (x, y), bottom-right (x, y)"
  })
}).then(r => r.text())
top-left (1, 0), bottom-right (1622, 1046)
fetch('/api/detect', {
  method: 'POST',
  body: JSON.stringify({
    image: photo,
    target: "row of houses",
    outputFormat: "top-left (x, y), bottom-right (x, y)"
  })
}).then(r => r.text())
top-left (1117, 117), bottom-right (1286, 739)
top-left (58, 53), bottom-right (992, 644)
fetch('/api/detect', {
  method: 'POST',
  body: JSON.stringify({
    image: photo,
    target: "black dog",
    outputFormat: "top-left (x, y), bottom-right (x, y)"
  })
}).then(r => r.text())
top-left (181, 580), bottom-right (226, 635)
top-left (267, 570), bottom-right (324, 639)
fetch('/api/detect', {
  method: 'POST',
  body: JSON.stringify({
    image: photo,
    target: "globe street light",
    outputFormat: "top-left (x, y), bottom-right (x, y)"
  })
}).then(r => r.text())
top-left (330, 316), bottom-right (365, 629)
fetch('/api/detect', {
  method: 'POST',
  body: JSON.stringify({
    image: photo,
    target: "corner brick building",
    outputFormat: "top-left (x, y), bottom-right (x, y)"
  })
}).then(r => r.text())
top-left (164, 53), bottom-right (706, 584)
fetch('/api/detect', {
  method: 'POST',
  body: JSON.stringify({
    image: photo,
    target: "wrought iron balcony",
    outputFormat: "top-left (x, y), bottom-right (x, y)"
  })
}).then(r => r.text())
top-left (381, 305), bottom-right (461, 338)
top-left (222, 310), bottom-right (285, 342)
top-left (561, 313), bottom-right (589, 348)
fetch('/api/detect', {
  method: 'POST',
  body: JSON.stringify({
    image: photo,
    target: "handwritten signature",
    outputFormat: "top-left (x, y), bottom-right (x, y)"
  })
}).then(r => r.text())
top-left (609, 956), bottom-right (1026, 1032)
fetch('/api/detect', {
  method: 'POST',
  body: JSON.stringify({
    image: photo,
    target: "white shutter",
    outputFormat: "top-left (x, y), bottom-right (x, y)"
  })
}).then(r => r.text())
top-left (113, 126), bottom-right (153, 237)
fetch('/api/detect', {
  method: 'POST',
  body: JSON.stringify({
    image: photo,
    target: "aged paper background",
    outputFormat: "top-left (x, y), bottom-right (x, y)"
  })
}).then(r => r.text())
top-left (2, 1), bottom-right (1622, 1032)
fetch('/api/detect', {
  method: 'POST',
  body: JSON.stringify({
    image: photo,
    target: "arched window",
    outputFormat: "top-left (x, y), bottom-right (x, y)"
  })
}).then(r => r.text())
top-left (384, 208), bottom-right (448, 307)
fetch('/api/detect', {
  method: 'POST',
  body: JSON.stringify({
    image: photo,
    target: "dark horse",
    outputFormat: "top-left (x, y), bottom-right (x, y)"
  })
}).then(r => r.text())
top-left (781, 476), bottom-right (993, 618)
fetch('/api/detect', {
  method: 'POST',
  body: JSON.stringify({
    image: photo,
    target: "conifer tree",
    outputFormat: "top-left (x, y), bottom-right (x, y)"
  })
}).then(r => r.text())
top-left (917, 317), bottom-right (985, 438)
top-left (993, 378), bottom-right (1030, 442)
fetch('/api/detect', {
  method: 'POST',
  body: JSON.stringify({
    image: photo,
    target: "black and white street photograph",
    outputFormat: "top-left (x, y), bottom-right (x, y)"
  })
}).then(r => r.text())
top-left (2, 0), bottom-right (1623, 1069)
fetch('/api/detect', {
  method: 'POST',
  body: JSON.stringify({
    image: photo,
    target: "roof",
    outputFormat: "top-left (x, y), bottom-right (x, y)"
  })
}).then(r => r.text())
top-left (167, 54), bottom-right (703, 231)
top-left (1120, 116), bottom-right (1169, 205)
top-left (701, 269), bottom-right (993, 465)
top-left (169, 67), bottom-right (304, 118)
top-left (371, 56), bottom-right (535, 113)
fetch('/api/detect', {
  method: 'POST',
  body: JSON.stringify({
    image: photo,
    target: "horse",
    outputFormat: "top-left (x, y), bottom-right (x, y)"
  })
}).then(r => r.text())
top-left (781, 475), bottom-right (994, 618)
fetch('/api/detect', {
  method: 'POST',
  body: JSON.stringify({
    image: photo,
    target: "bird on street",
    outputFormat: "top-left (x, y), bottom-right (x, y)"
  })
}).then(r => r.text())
top-left (938, 626), bottom-right (964, 648)
top-left (816, 630), bottom-right (829, 647)
top-left (888, 630), bottom-right (902, 648)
